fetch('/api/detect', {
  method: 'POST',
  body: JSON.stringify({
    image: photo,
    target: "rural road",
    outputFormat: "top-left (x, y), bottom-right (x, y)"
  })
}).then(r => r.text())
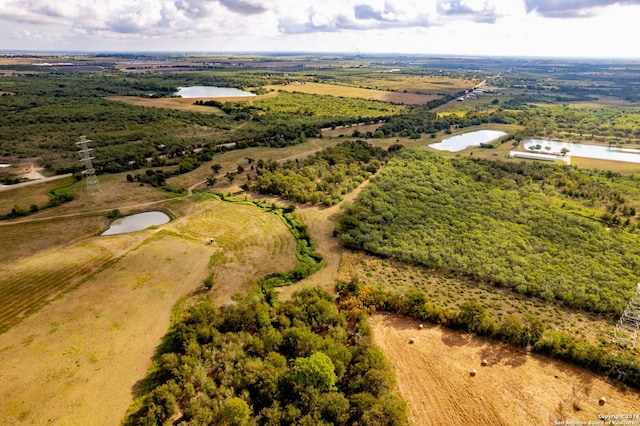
top-left (0, 173), bottom-right (72, 192)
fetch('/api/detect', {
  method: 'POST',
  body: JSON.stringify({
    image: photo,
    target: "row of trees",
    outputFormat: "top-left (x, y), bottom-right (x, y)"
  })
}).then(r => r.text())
top-left (337, 279), bottom-right (640, 390)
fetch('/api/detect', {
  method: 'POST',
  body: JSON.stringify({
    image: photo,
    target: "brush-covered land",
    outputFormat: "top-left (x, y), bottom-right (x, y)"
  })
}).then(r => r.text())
top-left (339, 150), bottom-right (640, 315)
top-left (2, 53), bottom-right (640, 425)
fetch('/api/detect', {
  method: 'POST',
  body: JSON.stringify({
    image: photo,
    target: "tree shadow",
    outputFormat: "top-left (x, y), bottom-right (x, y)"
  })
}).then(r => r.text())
top-left (478, 343), bottom-right (527, 368)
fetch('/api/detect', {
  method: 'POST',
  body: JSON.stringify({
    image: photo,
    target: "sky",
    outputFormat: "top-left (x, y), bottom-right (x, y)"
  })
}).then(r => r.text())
top-left (0, 0), bottom-right (639, 58)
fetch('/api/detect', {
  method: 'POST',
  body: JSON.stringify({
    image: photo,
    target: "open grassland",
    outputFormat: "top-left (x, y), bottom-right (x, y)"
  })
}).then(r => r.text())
top-left (266, 81), bottom-right (438, 104)
top-left (372, 315), bottom-right (640, 426)
top-left (570, 156), bottom-right (640, 175)
top-left (5, 171), bottom-right (181, 219)
top-left (0, 177), bottom-right (75, 216)
top-left (106, 95), bottom-right (226, 114)
top-left (0, 197), bottom-right (297, 425)
top-left (324, 73), bottom-right (478, 95)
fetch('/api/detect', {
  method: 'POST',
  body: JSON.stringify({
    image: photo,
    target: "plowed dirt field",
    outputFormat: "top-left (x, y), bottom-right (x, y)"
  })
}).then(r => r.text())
top-left (371, 314), bottom-right (640, 426)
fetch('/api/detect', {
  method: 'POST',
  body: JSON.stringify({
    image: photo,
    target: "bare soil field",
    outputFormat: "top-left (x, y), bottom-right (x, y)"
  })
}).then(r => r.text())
top-left (106, 95), bottom-right (226, 114)
top-left (371, 314), bottom-right (640, 426)
top-left (0, 198), bottom-right (296, 425)
top-left (266, 82), bottom-right (438, 104)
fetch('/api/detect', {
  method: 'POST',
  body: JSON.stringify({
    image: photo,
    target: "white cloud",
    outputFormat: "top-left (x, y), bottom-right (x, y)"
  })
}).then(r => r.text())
top-left (0, 0), bottom-right (637, 57)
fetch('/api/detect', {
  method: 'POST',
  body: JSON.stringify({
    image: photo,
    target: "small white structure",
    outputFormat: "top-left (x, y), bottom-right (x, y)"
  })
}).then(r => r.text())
top-left (470, 369), bottom-right (477, 377)
top-left (509, 150), bottom-right (562, 162)
top-left (481, 359), bottom-right (488, 366)
top-left (418, 324), bottom-right (424, 330)
top-left (409, 338), bottom-right (415, 344)
top-left (599, 396), bottom-right (606, 406)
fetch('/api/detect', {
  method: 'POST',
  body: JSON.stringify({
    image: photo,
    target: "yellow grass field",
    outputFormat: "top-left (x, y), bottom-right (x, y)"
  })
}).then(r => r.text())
top-left (0, 198), bottom-right (296, 425)
top-left (265, 82), bottom-right (439, 104)
top-left (106, 95), bottom-right (227, 114)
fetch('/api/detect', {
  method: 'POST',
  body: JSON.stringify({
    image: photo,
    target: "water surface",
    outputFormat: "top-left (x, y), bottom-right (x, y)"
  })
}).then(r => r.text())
top-left (524, 139), bottom-right (640, 164)
top-left (430, 130), bottom-right (507, 152)
top-left (102, 211), bottom-right (170, 236)
top-left (175, 86), bottom-right (256, 98)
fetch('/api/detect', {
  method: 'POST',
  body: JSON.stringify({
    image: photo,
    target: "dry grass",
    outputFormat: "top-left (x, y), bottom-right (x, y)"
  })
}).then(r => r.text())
top-left (570, 156), bottom-right (640, 175)
top-left (372, 314), bottom-right (640, 426)
top-left (106, 95), bottom-right (226, 114)
top-left (0, 197), bottom-right (296, 425)
top-left (339, 252), bottom-right (618, 351)
top-left (265, 82), bottom-right (438, 104)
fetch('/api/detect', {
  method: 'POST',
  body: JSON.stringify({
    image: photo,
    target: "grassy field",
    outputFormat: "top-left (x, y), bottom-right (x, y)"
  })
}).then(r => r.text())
top-left (106, 95), bottom-right (227, 114)
top-left (265, 81), bottom-right (439, 104)
top-left (0, 197), bottom-right (297, 425)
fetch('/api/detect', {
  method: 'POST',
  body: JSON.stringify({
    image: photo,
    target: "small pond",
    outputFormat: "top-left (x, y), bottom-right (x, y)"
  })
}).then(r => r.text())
top-left (175, 86), bottom-right (256, 98)
top-left (429, 130), bottom-right (507, 152)
top-left (524, 139), bottom-right (640, 164)
top-left (101, 211), bottom-right (170, 236)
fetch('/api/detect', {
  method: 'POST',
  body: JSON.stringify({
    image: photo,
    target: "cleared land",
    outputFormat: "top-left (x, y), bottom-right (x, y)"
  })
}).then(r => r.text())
top-left (371, 314), bottom-right (640, 426)
top-left (266, 82), bottom-right (439, 104)
top-left (106, 95), bottom-right (226, 113)
top-left (0, 198), bottom-right (297, 425)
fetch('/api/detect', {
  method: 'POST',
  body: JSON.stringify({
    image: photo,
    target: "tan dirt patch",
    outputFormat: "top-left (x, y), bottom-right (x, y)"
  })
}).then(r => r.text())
top-left (106, 95), bottom-right (226, 114)
top-left (0, 233), bottom-right (212, 425)
top-left (371, 314), bottom-right (640, 426)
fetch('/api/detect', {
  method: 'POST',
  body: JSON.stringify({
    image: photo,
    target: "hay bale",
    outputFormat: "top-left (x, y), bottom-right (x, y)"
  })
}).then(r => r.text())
top-left (409, 337), bottom-right (415, 344)
top-left (481, 359), bottom-right (488, 366)
top-left (418, 324), bottom-right (424, 330)
top-left (470, 369), bottom-right (476, 377)
top-left (599, 396), bottom-right (606, 406)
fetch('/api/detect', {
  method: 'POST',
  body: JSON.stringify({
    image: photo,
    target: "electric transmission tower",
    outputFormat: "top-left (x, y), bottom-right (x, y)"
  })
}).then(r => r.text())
top-left (76, 136), bottom-right (100, 196)
top-left (614, 283), bottom-right (640, 349)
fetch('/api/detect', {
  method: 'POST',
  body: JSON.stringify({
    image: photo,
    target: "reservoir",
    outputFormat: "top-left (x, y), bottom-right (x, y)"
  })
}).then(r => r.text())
top-left (523, 139), bottom-right (640, 164)
top-left (429, 130), bottom-right (507, 152)
top-left (101, 211), bottom-right (170, 236)
top-left (175, 86), bottom-right (256, 98)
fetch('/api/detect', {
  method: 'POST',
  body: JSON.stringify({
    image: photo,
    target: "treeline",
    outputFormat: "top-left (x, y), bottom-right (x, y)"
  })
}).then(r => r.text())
top-left (337, 279), bottom-right (640, 390)
top-left (339, 150), bottom-right (640, 315)
top-left (123, 288), bottom-right (408, 425)
top-left (0, 178), bottom-right (77, 220)
top-left (374, 105), bottom-right (519, 139)
top-left (250, 140), bottom-right (391, 206)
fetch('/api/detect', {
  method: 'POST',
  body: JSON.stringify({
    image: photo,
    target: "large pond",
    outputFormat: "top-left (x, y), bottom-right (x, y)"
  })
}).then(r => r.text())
top-left (524, 139), bottom-right (640, 164)
top-left (429, 130), bottom-right (507, 152)
top-left (175, 86), bottom-right (256, 98)
top-left (101, 211), bottom-right (170, 236)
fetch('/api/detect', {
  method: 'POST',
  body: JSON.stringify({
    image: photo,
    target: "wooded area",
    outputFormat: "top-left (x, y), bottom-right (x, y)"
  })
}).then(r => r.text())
top-left (124, 288), bottom-right (408, 425)
top-left (339, 150), bottom-right (640, 315)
